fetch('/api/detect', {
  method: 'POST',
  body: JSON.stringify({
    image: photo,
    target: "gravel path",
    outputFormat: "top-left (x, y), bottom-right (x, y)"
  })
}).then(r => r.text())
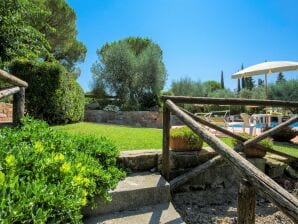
top-left (172, 179), bottom-right (297, 224)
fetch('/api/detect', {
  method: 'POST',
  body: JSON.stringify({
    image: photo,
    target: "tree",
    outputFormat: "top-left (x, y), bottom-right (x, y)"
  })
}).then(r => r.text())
top-left (0, 0), bottom-right (51, 64)
top-left (241, 64), bottom-right (245, 89)
top-left (91, 37), bottom-right (166, 110)
top-left (276, 72), bottom-right (286, 84)
top-left (245, 76), bottom-right (255, 90)
top-left (239, 88), bottom-right (252, 99)
top-left (38, 0), bottom-right (87, 73)
top-left (171, 78), bottom-right (204, 97)
top-left (203, 80), bottom-right (221, 92)
top-left (269, 79), bottom-right (298, 102)
top-left (220, 70), bottom-right (224, 89)
top-left (258, 78), bottom-right (264, 86)
top-left (0, 0), bottom-right (86, 73)
top-left (237, 79), bottom-right (241, 93)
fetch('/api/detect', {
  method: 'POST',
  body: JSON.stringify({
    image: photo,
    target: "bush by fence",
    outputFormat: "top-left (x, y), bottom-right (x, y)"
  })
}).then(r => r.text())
top-left (0, 117), bottom-right (125, 223)
top-left (9, 59), bottom-right (85, 124)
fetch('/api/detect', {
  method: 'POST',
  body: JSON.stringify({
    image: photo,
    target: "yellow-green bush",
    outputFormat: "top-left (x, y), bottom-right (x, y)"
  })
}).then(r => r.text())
top-left (0, 117), bottom-right (125, 223)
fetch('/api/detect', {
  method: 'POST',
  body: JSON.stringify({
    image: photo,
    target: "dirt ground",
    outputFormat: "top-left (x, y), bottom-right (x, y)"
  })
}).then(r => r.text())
top-left (172, 177), bottom-right (297, 224)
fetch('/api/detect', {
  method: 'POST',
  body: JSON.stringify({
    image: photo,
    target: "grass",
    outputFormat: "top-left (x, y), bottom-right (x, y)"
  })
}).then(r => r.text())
top-left (53, 122), bottom-right (162, 150)
top-left (217, 136), bottom-right (298, 158)
top-left (53, 122), bottom-right (298, 158)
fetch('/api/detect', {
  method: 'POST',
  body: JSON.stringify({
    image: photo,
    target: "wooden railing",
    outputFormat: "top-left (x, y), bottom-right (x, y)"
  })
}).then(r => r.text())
top-left (0, 69), bottom-right (27, 124)
top-left (161, 96), bottom-right (298, 223)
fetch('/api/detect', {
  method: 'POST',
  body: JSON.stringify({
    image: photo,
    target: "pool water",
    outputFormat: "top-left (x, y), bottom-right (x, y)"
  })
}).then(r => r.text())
top-left (230, 122), bottom-right (298, 128)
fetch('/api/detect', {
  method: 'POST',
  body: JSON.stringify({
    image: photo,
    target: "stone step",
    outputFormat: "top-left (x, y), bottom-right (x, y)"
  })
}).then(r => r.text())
top-left (84, 202), bottom-right (185, 224)
top-left (83, 172), bottom-right (170, 217)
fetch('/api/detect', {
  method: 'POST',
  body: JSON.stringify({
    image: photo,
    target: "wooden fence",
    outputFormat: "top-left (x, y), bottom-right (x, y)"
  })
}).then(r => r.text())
top-left (161, 96), bottom-right (298, 223)
top-left (0, 69), bottom-right (27, 124)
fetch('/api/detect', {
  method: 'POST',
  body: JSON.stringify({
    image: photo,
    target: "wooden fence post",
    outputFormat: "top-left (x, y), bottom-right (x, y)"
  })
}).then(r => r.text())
top-left (238, 180), bottom-right (256, 224)
top-left (162, 103), bottom-right (171, 181)
top-left (13, 87), bottom-right (25, 124)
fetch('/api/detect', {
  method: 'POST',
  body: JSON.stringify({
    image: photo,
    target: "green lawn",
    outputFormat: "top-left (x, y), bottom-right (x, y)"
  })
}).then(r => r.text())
top-left (53, 122), bottom-right (162, 150)
top-left (53, 122), bottom-right (298, 158)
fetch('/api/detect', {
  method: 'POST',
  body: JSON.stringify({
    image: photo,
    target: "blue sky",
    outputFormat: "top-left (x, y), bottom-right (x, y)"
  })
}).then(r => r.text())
top-left (67, 0), bottom-right (298, 92)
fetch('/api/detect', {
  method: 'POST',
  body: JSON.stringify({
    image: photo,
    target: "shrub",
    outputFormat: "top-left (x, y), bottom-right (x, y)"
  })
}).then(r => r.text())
top-left (263, 126), bottom-right (297, 142)
top-left (9, 59), bottom-right (85, 124)
top-left (231, 133), bottom-right (273, 148)
top-left (170, 126), bottom-right (203, 149)
top-left (0, 117), bottom-right (125, 223)
top-left (103, 104), bottom-right (120, 112)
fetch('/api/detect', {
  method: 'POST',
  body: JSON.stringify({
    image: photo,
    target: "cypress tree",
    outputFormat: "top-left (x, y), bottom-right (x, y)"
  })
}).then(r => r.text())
top-left (237, 79), bottom-right (241, 92)
top-left (220, 70), bottom-right (224, 89)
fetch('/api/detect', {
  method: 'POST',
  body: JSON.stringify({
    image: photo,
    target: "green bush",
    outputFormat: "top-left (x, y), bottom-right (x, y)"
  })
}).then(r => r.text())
top-left (0, 117), bottom-right (125, 223)
top-left (263, 126), bottom-right (297, 142)
top-left (231, 133), bottom-right (273, 148)
top-left (9, 59), bottom-right (85, 124)
top-left (170, 126), bottom-right (203, 149)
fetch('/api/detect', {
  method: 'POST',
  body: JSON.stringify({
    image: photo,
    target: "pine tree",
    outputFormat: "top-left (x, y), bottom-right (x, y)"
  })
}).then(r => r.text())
top-left (220, 70), bottom-right (224, 89)
top-left (237, 79), bottom-right (241, 92)
top-left (276, 72), bottom-right (285, 84)
top-left (258, 78), bottom-right (264, 86)
top-left (245, 76), bottom-right (255, 90)
top-left (240, 64), bottom-right (245, 89)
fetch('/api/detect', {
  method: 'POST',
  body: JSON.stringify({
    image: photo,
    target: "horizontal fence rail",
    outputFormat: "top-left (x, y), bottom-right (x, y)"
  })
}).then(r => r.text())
top-left (180, 107), bottom-right (297, 160)
top-left (162, 97), bottom-right (298, 223)
top-left (161, 96), bottom-right (298, 107)
top-left (0, 69), bottom-right (28, 88)
top-left (0, 86), bottom-right (21, 99)
top-left (0, 69), bottom-right (27, 124)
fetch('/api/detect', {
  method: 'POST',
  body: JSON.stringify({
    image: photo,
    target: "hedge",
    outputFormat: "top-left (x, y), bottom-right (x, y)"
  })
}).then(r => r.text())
top-left (9, 59), bottom-right (85, 124)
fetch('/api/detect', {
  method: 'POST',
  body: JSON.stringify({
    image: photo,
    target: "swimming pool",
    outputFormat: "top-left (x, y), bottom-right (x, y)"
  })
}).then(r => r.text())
top-left (229, 122), bottom-right (298, 129)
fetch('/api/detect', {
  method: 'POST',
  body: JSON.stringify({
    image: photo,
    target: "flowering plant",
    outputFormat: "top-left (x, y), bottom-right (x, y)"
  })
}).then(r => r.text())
top-left (103, 104), bottom-right (120, 112)
top-left (0, 117), bottom-right (125, 223)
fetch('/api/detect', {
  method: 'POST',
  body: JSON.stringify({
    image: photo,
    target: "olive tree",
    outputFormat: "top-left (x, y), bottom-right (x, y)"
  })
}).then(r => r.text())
top-left (91, 37), bottom-right (167, 110)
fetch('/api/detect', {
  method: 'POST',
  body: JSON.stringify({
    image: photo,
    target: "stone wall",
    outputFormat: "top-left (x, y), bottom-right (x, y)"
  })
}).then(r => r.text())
top-left (0, 103), bottom-right (12, 123)
top-left (85, 110), bottom-right (183, 128)
top-left (118, 149), bottom-right (297, 192)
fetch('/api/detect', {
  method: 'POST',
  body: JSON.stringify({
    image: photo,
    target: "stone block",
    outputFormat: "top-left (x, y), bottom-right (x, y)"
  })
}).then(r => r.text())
top-left (83, 172), bottom-right (170, 217)
top-left (265, 158), bottom-right (287, 179)
top-left (285, 166), bottom-right (298, 179)
top-left (247, 158), bottom-right (266, 172)
top-left (118, 150), bottom-right (161, 172)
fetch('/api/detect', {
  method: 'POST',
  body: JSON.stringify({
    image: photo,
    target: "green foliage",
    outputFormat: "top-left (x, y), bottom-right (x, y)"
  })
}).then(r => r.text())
top-left (0, 0), bottom-right (86, 72)
top-left (231, 133), bottom-right (273, 148)
top-left (171, 78), bottom-right (205, 97)
top-left (245, 77), bottom-right (255, 90)
top-left (264, 126), bottom-right (297, 142)
top-left (9, 59), bottom-right (85, 124)
top-left (220, 71), bottom-right (224, 89)
top-left (0, 0), bottom-right (51, 64)
top-left (269, 79), bottom-right (298, 102)
top-left (92, 37), bottom-right (166, 110)
top-left (39, 0), bottom-right (87, 72)
top-left (170, 126), bottom-right (203, 149)
top-left (0, 117), bottom-right (125, 223)
top-left (276, 72), bottom-right (286, 84)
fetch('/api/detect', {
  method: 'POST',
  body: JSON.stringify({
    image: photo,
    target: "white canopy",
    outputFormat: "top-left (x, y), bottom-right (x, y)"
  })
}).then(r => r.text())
top-left (231, 61), bottom-right (298, 79)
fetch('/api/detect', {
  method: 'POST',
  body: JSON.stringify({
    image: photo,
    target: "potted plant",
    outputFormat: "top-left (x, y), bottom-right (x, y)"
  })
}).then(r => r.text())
top-left (232, 133), bottom-right (272, 158)
top-left (170, 126), bottom-right (203, 151)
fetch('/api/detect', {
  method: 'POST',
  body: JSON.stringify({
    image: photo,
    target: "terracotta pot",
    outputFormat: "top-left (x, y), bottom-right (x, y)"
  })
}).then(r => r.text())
top-left (242, 146), bottom-right (266, 158)
top-left (170, 137), bottom-right (202, 152)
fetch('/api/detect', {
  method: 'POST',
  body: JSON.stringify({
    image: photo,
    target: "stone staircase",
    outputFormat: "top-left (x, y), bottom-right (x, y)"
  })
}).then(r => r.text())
top-left (84, 172), bottom-right (184, 224)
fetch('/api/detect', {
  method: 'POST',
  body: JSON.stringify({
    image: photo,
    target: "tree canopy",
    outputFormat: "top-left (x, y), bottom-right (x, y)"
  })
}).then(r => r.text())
top-left (0, 0), bottom-right (86, 73)
top-left (91, 37), bottom-right (167, 110)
